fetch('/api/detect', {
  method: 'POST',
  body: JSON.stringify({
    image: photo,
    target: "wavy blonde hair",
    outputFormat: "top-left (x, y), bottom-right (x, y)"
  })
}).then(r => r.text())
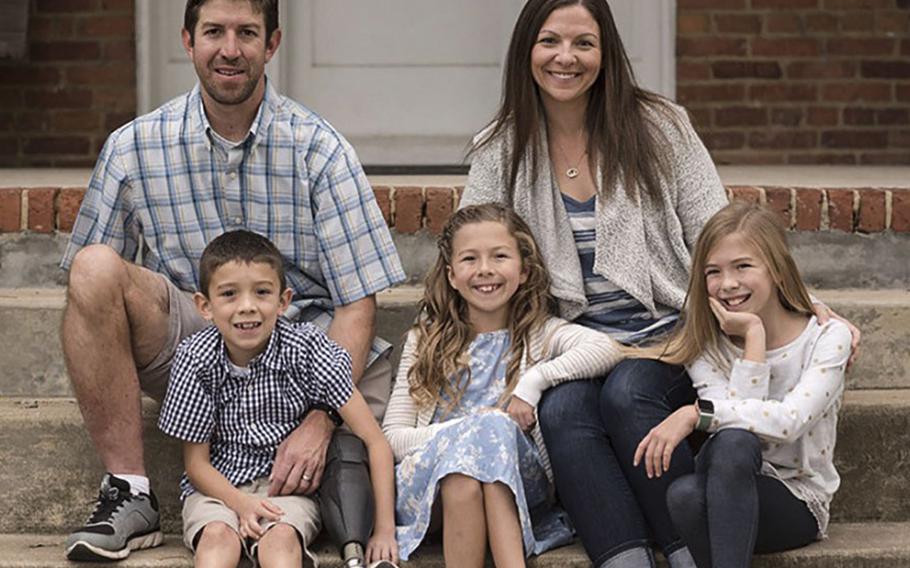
top-left (633, 202), bottom-right (814, 368)
top-left (408, 204), bottom-right (557, 414)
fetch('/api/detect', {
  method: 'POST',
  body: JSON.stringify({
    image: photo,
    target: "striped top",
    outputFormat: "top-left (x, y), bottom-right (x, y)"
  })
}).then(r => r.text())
top-left (561, 193), bottom-right (678, 345)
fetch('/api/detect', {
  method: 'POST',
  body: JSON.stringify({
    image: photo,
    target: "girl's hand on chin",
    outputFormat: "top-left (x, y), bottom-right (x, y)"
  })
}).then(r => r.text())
top-left (709, 297), bottom-right (764, 338)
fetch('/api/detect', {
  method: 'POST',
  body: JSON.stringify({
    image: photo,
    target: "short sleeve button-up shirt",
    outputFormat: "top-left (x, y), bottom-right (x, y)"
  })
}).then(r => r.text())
top-left (62, 79), bottom-right (405, 362)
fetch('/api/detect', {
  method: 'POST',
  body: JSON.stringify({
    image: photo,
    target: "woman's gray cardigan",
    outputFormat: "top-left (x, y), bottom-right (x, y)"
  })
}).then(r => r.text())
top-left (461, 102), bottom-right (728, 322)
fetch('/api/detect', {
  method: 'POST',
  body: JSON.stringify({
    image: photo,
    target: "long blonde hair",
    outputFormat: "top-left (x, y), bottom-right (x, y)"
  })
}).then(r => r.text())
top-left (408, 204), bottom-right (557, 413)
top-left (636, 202), bottom-right (814, 368)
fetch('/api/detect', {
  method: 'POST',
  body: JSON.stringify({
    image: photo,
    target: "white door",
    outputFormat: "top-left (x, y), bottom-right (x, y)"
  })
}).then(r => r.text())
top-left (138, 0), bottom-right (675, 166)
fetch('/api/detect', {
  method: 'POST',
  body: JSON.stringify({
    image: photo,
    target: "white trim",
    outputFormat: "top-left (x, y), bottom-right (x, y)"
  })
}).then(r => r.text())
top-left (662, 0), bottom-right (677, 100)
top-left (136, 0), bottom-right (152, 114)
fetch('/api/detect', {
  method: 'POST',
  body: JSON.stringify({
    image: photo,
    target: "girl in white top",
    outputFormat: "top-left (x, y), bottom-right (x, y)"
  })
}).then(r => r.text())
top-left (632, 202), bottom-right (852, 568)
top-left (382, 204), bottom-right (623, 567)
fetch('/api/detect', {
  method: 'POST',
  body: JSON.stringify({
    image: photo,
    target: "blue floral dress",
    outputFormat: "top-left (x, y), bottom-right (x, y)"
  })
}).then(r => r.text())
top-left (395, 330), bottom-right (574, 560)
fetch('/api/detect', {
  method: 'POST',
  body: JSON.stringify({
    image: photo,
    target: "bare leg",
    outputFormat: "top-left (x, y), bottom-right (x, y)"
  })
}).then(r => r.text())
top-left (194, 522), bottom-right (242, 568)
top-left (440, 474), bottom-right (486, 568)
top-left (483, 482), bottom-right (526, 568)
top-left (61, 245), bottom-right (172, 474)
top-left (257, 524), bottom-right (302, 568)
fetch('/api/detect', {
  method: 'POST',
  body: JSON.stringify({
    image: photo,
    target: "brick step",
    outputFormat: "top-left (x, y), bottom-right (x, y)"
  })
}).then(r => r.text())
top-left (0, 392), bottom-right (907, 535)
top-left (1, 288), bottom-right (908, 396)
top-left (2, 523), bottom-right (910, 567)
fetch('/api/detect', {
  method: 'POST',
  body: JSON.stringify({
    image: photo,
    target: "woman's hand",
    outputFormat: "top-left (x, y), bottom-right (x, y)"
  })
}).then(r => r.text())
top-left (633, 404), bottom-right (698, 479)
top-left (506, 396), bottom-right (536, 431)
top-left (812, 301), bottom-right (861, 369)
top-left (236, 495), bottom-right (283, 540)
top-left (365, 527), bottom-right (399, 565)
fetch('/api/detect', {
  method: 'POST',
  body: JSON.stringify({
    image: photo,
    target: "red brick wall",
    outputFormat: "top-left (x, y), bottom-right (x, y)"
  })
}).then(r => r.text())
top-left (678, 0), bottom-right (910, 165)
top-left (0, 0), bottom-right (136, 167)
top-left (1, 185), bottom-right (907, 235)
top-left (1, 1), bottom-right (907, 167)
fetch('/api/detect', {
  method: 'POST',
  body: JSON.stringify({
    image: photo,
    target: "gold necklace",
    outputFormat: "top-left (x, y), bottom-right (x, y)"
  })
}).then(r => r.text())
top-left (555, 141), bottom-right (587, 179)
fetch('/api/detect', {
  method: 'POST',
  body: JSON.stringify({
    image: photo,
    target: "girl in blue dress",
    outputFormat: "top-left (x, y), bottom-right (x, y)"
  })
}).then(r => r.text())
top-left (383, 203), bottom-right (624, 567)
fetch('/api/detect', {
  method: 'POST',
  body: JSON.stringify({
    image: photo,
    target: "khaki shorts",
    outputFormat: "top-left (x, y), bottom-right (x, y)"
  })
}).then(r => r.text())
top-left (182, 477), bottom-right (321, 566)
top-left (138, 273), bottom-right (394, 414)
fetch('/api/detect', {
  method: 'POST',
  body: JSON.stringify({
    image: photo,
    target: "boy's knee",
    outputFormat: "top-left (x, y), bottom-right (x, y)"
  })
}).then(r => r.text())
top-left (261, 523), bottom-right (301, 548)
top-left (197, 521), bottom-right (241, 548)
top-left (441, 474), bottom-right (483, 506)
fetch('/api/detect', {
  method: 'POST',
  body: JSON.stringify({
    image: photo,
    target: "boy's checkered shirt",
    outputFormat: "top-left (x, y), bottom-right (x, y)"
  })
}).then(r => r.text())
top-left (158, 317), bottom-right (354, 500)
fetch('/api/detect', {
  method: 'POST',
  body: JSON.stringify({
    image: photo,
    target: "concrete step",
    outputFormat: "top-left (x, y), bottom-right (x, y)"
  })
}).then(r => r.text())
top-left (1, 288), bottom-right (908, 397)
top-left (2, 523), bottom-right (909, 567)
top-left (0, 391), bottom-right (907, 536)
top-left (4, 229), bottom-right (910, 291)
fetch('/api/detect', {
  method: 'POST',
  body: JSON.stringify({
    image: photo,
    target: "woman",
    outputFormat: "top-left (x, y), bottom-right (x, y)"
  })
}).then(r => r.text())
top-left (460, 1), bottom-right (858, 567)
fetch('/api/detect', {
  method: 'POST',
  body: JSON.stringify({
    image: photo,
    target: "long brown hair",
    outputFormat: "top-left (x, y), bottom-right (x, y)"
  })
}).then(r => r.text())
top-left (470, 0), bottom-right (678, 203)
top-left (634, 202), bottom-right (815, 368)
top-left (408, 204), bottom-right (557, 413)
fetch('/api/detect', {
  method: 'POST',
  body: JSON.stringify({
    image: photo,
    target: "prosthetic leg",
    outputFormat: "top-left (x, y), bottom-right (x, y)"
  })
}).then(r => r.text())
top-left (318, 430), bottom-right (375, 568)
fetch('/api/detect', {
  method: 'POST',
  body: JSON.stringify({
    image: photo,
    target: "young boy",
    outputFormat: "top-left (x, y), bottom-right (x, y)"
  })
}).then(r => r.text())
top-left (158, 230), bottom-right (398, 567)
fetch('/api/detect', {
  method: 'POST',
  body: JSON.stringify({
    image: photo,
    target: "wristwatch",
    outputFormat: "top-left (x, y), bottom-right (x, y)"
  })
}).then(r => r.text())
top-left (695, 399), bottom-right (714, 432)
top-left (307, 403), bottom-right (344, 427)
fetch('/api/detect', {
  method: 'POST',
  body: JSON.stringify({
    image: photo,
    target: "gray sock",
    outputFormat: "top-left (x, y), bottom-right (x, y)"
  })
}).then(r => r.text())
top-left (598, 546), bottom-right (655, 568)
top-left (667, 546), bottom-right (697, 568)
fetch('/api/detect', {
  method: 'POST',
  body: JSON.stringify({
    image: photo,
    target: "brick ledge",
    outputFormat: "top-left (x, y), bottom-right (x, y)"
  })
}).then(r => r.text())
top-left (0, 185), bottom-right (907, 235)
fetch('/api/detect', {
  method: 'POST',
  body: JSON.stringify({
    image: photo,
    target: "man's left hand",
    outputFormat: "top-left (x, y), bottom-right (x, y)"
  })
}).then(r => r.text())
top-left (269, 410), bottom-right (334, 496)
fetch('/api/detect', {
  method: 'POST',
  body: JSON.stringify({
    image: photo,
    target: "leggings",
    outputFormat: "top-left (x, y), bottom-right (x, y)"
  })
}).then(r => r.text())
top-left (666, 429), bottom-right (819, 568)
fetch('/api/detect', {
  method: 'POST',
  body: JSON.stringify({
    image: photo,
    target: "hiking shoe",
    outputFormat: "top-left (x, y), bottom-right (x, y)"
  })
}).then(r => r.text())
top-left (64, 474), bottom-right (163, 561)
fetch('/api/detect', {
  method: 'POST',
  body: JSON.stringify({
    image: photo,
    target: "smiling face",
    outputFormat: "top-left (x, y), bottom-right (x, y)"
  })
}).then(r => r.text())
top-left (531, 4), bottom-right (602, 111)
top-left (195, 260), bottom-right (291, 367)
top-left (446, 221), bottom-right (529, 333)
top-left (182, 0), bottom-right (280, 109)
top-left (704, 232), bottom-right (781, 323)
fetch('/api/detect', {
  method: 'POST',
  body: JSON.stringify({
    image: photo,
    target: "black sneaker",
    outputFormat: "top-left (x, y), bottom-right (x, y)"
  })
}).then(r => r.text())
top-left (64, 474), bottom-right (164, 561)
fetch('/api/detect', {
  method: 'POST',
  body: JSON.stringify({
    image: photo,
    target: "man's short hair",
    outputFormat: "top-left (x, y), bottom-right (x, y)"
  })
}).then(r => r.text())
top-left (198, 230), bottom-right (287, 296)
top-left (184, 0), bottom-right (279, 45)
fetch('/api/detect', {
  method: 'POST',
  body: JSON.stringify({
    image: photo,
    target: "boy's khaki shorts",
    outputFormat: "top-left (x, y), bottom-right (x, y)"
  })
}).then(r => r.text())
top-left (182, 477), bottom-right (321, 566)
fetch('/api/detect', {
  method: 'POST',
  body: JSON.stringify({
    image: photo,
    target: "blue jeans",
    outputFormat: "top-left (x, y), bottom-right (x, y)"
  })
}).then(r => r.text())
top-left (538, 359), bottom-right (697, 567)
top-left (666, 429), bottom-right (818, 568)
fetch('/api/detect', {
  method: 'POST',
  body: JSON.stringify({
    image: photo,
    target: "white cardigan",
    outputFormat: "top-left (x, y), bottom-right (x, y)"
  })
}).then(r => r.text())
top-left (462, 101), bottom-right (728, 320)
top-left (382, 317), bottom-right (624, 481)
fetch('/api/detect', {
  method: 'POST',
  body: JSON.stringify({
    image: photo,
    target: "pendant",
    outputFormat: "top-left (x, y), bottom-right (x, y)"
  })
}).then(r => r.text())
top-left (566, 167), bottom-right (579, 179)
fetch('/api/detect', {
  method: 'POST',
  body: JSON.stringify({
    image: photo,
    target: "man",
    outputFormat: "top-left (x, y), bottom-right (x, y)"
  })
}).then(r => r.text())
top-left (60, 1), bottom-right (404, 565)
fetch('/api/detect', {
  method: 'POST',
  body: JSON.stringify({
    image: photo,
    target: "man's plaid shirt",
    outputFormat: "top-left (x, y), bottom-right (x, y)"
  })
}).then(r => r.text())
top-left (62, 79), bottom-right (405, 362)
top-left (158, 318), bottom-right (354, 499)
